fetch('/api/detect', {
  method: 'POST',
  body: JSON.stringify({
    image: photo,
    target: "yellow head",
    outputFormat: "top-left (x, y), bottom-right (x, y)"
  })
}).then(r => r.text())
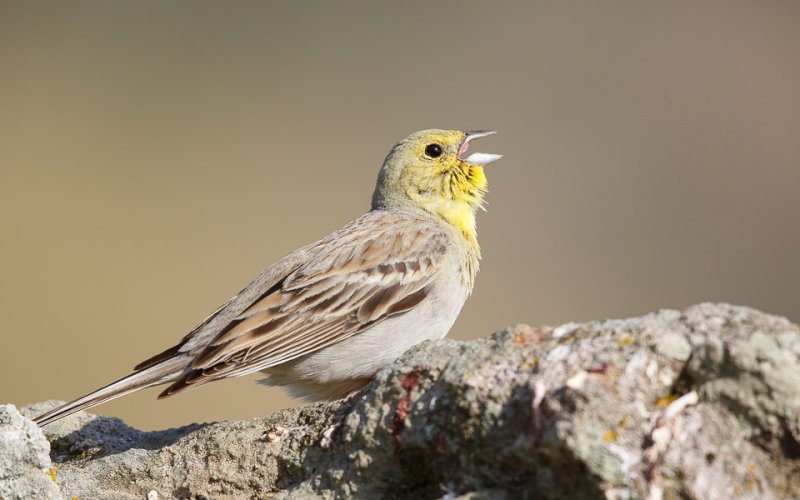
top-left (371, 129), bottom-right (502, 242)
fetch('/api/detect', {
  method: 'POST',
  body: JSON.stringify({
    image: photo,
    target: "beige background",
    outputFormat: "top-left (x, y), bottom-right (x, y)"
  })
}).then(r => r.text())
top-left (2, 2), bottom-right (798, 430)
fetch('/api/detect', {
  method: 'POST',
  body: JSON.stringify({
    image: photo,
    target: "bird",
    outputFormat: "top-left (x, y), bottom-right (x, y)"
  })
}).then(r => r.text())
top-left (33, 129), bottom-right (502, 427)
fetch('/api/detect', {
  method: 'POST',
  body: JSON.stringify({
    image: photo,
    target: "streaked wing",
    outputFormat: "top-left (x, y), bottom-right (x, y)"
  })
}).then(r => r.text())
top-left (159, 212), bottom-right (449, 397)
top-left (133, 296), bottom-right (235, 371)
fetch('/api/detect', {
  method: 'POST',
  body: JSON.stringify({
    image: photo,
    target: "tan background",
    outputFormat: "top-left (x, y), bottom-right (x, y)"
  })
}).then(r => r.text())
top-left (2, 1), bottom-right (798, 430)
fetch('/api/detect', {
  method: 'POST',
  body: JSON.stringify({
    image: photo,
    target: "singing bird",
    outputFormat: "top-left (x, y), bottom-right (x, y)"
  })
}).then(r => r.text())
top-left (34, 129), bottom-right (502, 426)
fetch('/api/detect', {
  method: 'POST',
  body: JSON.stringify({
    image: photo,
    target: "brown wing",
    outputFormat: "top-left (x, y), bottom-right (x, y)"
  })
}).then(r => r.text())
top-left (133, 296), bottom-right (236, 371)
top-left (158, 213), bottom-right (449, 397)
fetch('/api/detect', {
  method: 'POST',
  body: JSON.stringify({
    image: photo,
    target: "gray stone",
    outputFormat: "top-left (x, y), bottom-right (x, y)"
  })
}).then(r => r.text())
top-left (0, 404), bottom-right (63, 500)
top-left (654, 332), bottom-right (692, 361)
top-left (5, 303), bottom-right (800, 499)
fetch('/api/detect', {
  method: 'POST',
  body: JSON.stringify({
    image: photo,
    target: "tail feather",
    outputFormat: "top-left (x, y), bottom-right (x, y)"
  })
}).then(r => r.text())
top-left (33, 356), bottom-right (187, 427)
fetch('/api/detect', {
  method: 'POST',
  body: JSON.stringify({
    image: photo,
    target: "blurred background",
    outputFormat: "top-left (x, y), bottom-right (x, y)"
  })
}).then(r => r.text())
top-left (2, 1), bottom-right (798, 430)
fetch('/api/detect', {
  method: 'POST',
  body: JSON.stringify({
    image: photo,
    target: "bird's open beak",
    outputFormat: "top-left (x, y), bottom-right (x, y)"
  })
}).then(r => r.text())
top-left (458, 130), bottom-right (503, 165)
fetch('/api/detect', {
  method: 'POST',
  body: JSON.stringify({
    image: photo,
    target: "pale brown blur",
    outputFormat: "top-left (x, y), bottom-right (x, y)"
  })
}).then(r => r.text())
top-left (2, 2), bottom-right (798, 430)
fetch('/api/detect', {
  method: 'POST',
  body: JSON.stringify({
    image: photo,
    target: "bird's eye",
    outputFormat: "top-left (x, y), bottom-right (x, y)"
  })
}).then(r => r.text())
top-left (424, 143), bottom-right (443, 158)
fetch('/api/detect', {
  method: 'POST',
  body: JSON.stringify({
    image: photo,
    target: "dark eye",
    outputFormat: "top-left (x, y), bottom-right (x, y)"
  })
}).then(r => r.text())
top-left (424, 143), bottom-right (443, 158)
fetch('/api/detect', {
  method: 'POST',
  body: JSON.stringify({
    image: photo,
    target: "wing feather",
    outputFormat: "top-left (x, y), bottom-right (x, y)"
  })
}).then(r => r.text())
top-left (159, 212), bottom-right (449, 397)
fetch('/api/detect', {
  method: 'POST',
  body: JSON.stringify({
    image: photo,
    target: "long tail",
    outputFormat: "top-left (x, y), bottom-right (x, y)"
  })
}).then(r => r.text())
top-left (33, 356), bottom-right (187, 427)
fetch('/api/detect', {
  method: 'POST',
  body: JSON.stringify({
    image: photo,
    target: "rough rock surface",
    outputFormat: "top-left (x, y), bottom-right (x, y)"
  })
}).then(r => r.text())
top-left (0, 404), bottom-right (63, 500)
top-left (4, 303), bottom-right (800, 499)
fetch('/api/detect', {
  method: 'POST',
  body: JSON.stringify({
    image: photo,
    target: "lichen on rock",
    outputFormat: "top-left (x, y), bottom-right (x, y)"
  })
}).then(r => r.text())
top-left (0, 404), bottom-right (63, 500)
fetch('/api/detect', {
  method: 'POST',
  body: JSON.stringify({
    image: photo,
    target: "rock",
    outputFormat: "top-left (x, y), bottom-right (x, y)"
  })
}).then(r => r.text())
top-left (7, 303), bottom-right (800, 499)
top-left (0, 404), bottom-right (63, 500)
